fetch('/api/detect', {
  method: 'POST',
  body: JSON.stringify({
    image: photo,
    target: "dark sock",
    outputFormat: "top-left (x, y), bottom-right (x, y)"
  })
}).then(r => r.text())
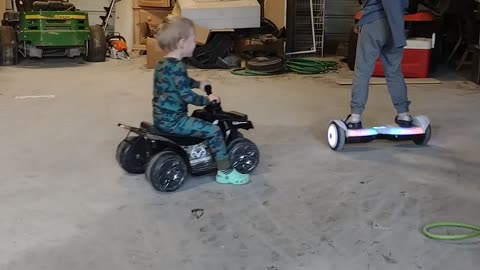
top-left (397, 113), bottom-right (412, 121)
top-left (346, 114), bottom-right (363, 129)
top-left (220, 168), bottom-right (233, 174)
top-left (348, 113), bottom-right (361, 123)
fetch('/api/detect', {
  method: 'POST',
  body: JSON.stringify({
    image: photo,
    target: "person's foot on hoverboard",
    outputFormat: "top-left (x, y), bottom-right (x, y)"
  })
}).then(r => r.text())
top-left (216, 168), bottom-right (250, 185)
top-left (395, 113), bottom-right (413, 128)
top-left (345, 114), bottom-right (363, 129)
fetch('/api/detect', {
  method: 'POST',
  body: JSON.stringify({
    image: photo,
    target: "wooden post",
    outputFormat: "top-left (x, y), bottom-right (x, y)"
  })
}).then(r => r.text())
top-left (0, 0), bottom-right (6, 17)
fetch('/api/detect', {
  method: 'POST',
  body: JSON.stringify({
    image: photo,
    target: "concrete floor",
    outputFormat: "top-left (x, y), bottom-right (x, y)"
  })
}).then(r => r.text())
top-left (0, 56), bottom-right (479, 270)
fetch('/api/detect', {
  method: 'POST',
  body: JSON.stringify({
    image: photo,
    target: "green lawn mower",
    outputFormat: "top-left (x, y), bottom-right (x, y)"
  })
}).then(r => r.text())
top-left (0, 0), bottom-right (107, 66)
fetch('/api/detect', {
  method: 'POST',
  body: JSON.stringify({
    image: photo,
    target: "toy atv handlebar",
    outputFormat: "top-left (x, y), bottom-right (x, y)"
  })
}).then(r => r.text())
top-left (205, 85), bottom-right (213, 95)
top-left (204, 85), bottom-right (221, 110)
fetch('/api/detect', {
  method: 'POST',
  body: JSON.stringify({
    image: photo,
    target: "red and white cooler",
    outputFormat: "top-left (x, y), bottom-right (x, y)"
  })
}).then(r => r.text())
top-left (373, 37), bottom-right (434, 78)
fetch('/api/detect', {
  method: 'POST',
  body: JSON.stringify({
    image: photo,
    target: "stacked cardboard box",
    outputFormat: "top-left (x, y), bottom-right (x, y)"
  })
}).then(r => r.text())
top-left (133, 0), bottom-right (175, 51)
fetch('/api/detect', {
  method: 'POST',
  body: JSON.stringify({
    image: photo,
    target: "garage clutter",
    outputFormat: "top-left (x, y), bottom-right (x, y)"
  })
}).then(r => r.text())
top-left (138, 0), bottom-right (288, 72)
top-left (135, 0), bottom-right (338, 75)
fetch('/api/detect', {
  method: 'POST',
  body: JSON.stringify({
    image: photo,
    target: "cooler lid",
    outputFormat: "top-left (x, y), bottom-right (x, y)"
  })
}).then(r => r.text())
top-left (405, 38), bottom-right (433, 49)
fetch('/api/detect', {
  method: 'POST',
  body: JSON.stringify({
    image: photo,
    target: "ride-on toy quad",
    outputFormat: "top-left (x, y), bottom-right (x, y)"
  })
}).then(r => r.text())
top-left (116, 86), bottom-right (260, 192)
top-left (0, 0), bottom-right (106, 66)
top-left (327, 115), bottom-right (432, 151)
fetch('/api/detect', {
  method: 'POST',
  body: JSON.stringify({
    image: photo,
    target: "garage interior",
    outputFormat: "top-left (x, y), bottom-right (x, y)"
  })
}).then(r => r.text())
top-left (1, 1), bottom-right (479, 270)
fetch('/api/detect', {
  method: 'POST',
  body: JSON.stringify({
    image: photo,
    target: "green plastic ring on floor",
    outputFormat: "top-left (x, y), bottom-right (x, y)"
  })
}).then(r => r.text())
top-left (422, 222), bottom-right (480, 240)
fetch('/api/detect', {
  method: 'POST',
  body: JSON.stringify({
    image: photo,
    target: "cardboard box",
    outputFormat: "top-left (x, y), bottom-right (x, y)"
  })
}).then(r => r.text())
top-left (170, 3), bottom-right (233, 46)
top-left (177, 0), bottom-right (260, 29)
top-left (264, 0), bottom-right (286, 28)
top-left (134, 8), bottom-right (171, 45)
top-left (146, 37), bottom-right (166, 69)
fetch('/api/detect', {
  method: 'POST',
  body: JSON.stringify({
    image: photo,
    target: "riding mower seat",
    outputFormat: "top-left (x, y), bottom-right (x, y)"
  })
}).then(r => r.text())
top-left (33, 0), bottom-right (76, 11)
top-left (140, 122), bottom-right (205, 146)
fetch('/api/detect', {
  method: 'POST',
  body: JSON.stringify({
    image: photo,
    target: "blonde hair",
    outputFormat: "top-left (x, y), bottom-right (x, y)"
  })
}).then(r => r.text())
top-left (156, 16), bottom-right (194, 52)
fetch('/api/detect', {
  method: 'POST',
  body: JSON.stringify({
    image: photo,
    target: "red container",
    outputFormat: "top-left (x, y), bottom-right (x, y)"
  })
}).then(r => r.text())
top-left (373, 38), bottom-right (433, 78)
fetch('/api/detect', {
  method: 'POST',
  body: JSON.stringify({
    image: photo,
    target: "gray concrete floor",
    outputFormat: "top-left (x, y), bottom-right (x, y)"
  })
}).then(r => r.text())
top-left (0, 56), bottom-right (479, 270)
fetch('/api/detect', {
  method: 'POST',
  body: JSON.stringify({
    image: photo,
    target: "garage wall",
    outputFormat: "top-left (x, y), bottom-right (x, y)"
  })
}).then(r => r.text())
top-left (1, 0), bottom-right (5, 15)
top-left (264, 0), bottom-right (286, 28)
top-left (324, 0), bottom-right (360, 54)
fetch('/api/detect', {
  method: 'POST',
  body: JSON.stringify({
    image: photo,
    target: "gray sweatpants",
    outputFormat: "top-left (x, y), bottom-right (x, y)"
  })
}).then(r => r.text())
top-left (351, 17), bottom-right (411, 115)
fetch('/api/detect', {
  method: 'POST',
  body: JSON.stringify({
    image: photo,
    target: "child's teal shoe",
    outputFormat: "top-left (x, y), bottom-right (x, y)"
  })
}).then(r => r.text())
top-left (216, 169), bottom-right (250, 185)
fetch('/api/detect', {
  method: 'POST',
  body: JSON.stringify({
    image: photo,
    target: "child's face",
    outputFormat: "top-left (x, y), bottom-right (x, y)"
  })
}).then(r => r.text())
top-left (180, 28), bottom-right (196, 58)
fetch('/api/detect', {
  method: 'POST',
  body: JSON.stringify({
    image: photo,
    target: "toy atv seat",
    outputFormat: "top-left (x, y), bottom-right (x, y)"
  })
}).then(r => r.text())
top-left (140, 121), bottom-right (206, 146)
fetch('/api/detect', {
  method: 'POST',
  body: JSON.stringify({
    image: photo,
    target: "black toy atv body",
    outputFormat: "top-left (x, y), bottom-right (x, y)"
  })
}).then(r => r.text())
top-left (116, 86), bottom-right (259, 192)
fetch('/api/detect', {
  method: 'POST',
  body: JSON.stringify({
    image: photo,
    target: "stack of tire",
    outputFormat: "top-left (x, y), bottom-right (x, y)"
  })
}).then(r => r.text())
top-left (0, 26), bottom-right (17, 66)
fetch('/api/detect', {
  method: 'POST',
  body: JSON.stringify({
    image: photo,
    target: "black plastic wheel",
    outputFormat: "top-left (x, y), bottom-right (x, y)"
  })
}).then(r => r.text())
top-left (413, 125), bottom-right (431, 146)
top-left (346, 26), bottom-right (358, 71)
top-left (116, 136), bottom-right (147, 174)
top-left (327, 122), bottom-right (346, 151)
top-left (0, 26), bottom-right (18, 66)
top-left (227, 130), bottom-right (244, 144)
top-left (146, 151), bottom-right (188, 192)
top-left (86, 25), bottom-right (107, 62)
top-left (227, 138), bottom-right (260, 174)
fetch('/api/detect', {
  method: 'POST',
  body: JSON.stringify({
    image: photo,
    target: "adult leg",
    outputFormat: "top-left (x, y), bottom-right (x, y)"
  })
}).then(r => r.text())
top-left (350, 20), bottom-right (386, 123)
top-left (380, 42), bottom-right (412, 127)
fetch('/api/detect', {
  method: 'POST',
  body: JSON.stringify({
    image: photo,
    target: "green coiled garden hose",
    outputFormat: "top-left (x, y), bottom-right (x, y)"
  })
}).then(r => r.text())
top-left (285, 59), bottom-right (338, 74)
top-left (231, 58), bottom-right (338, 76)
top-left (230, 68), bottom-right (284, 76)
top-left (423, 222), bottom-right (480, 240)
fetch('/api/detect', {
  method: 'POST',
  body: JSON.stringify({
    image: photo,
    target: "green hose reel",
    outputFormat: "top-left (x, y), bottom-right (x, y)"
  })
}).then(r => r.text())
top-left (285, 58), bottom-right (338, 74)
top-left (231, 58), bottom-right (339, 76)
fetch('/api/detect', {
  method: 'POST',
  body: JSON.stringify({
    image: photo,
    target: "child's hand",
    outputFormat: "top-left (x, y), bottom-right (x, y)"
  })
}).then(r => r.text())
top-left (208, 95), bottom-right (220, 103)
top-left (200, 80), bottom-right (211, 91)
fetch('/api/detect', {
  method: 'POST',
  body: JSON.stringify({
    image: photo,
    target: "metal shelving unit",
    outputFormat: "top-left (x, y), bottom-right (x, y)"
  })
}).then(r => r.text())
top-left (286, 0), bottom-right (325, 56)
top-left (313, 0), bottom-right (325, 56)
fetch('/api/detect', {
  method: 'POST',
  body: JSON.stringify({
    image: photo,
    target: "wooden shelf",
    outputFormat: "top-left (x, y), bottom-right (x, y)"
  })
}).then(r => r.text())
top-left (134, 0), bottom-right (174, 8)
